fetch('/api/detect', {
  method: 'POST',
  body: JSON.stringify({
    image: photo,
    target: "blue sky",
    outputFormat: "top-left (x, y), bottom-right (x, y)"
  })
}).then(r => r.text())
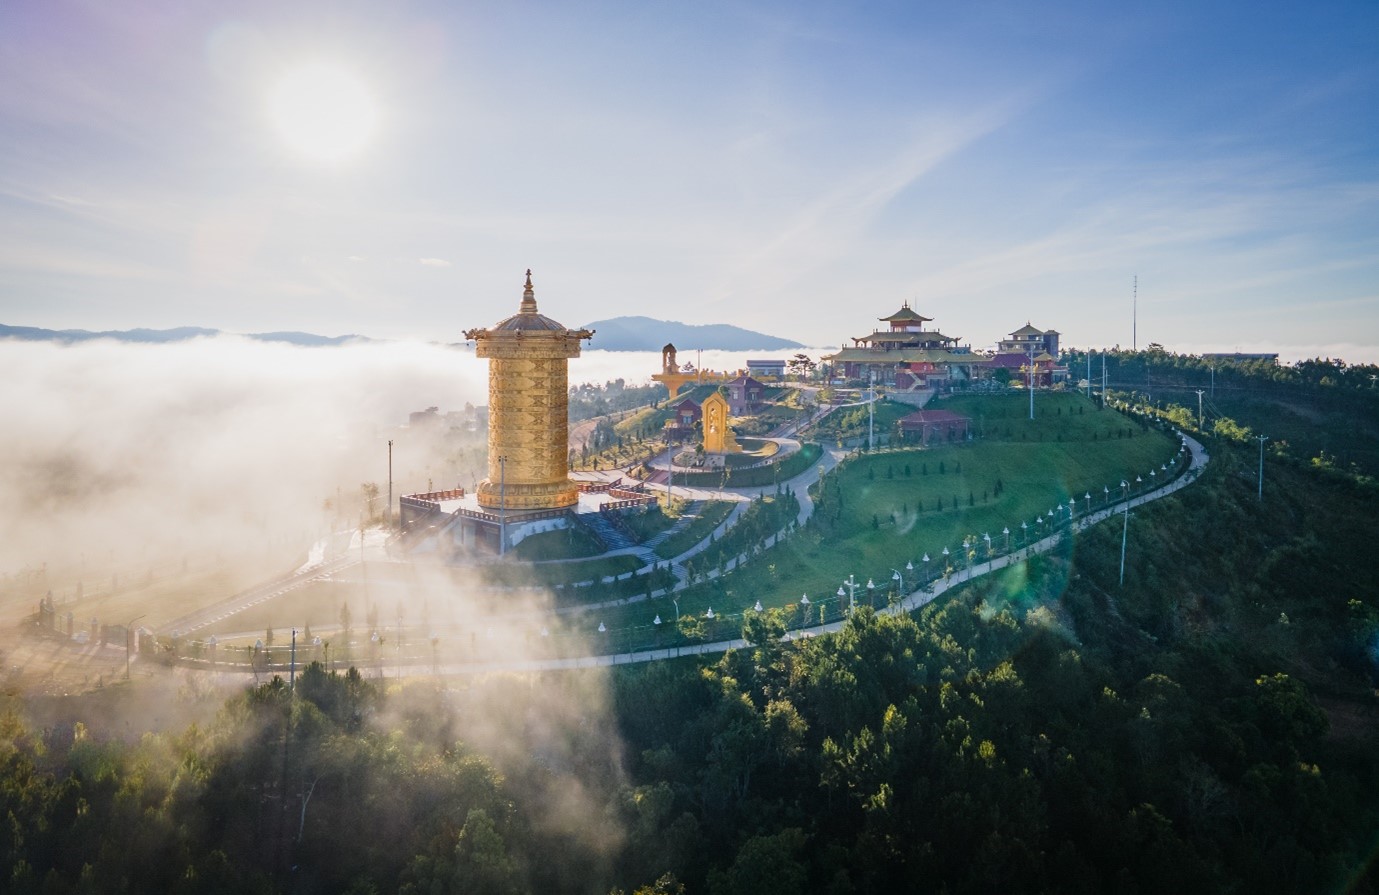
top-left (1, 1), bottom-right (1375, 360)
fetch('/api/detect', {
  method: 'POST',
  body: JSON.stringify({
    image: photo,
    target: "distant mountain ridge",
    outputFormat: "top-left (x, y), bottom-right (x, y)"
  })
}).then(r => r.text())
top-left (1, 317), bottom-right (804, 351)
top-left (0, 323), bottom-right (369, 347)
top-left (581, 316), bottom-right (802, 351)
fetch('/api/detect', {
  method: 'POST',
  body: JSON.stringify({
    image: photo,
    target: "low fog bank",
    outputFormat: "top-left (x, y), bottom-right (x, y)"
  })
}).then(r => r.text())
top-left (0, 336), bottom-right (824, 594)
top-left (0, 335), bottom-right (491, 578)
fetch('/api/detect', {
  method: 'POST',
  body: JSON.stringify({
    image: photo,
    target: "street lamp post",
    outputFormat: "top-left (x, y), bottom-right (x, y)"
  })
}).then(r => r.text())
top-left (1256, 434), bottom-right (1268, 499)
top-left (982, 533), bottom-right (992, 571)
top-left (839, 574), bottom-right (858, 614)
top-left (891, 569), bottom-right (903, 612)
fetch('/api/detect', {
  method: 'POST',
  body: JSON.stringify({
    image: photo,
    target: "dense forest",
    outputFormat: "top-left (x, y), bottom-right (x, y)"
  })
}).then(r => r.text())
top-left (4, 411), bottom-right (1379, 892)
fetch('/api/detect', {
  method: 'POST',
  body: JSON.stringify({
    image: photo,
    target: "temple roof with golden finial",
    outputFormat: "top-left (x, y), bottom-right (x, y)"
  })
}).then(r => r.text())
top-left (464, 269), bottom-right (593, 340)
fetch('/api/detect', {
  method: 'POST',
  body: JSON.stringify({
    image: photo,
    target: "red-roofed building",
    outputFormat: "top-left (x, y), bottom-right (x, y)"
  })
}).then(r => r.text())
top-left (663, 398), bottom-right (702, 442)
top-left (899, 409), bottom-right (972, 444)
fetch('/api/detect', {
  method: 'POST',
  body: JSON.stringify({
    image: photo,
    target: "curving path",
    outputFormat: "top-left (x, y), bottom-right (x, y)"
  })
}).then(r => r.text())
top-left (387, 432), bottom-right (1211, 675)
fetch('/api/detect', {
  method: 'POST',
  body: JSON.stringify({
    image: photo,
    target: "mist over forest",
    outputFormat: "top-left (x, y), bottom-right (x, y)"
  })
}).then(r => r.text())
top-left (0, 337), bottom-right (795, 578)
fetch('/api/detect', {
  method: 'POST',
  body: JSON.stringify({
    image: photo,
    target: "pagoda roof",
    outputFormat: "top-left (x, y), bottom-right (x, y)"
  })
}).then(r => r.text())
top-left (467, 270), bottom-right (594, 338)
top-left (879, 301), bottom-right (932, 323)
top-left (1009, 323), bottom-right (1045, 337)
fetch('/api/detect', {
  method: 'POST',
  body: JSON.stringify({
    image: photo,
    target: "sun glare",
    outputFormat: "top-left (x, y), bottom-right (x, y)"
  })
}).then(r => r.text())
top-left (269, 62), bottom-right (377, 164)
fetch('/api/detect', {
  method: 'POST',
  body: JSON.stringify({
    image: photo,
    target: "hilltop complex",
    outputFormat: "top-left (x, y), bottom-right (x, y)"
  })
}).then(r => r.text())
top-left (823, 301), bottom-right (1068, 391)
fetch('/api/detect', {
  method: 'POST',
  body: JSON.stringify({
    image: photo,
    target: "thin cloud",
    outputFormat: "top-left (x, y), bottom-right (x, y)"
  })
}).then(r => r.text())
top-left (419, 257), bottom-right (452, 268)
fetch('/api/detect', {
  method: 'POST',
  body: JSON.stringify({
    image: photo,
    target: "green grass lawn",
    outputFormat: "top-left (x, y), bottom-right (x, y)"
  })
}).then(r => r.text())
top-left (552, 397), bottom-right (1182, 651)
top-left (479, 553), bottom-right (642, 588)
top-left (619, 499), bottom-right (693, 543)
top-left (614, 405), bottom-right (671, 438)
top-left (812, 399), bottom-right (914, 441)
top-left (653, 500), bottom-right (737, 559)
top-left (508, 525), bottom-right (606, 561)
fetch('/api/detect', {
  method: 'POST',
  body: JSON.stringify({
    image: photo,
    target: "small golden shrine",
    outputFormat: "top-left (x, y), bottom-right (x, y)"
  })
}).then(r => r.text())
top-left (464, 270), bottom-right (593, 510)
top-left (700, 391), bottom-right (740, 455)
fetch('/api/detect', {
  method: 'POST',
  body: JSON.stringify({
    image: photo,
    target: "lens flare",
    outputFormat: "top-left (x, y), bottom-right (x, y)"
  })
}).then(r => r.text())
top-left (269, 62), bottom-right (377, 163)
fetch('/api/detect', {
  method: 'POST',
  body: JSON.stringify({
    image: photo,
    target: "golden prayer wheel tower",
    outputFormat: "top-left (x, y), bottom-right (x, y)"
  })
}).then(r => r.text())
top-left (465, 270), bottom-right (593, 511)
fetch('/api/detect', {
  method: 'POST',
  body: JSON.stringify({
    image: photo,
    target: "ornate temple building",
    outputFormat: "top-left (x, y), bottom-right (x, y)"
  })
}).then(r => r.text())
top-left (464, 270), bottom-right (592, 511)
top-left (398, 271), bottom-right (654, 556)
top-left (823, 301), bottom-right (980, 391)
top-left (988, 323), bottom-right (1066, 386)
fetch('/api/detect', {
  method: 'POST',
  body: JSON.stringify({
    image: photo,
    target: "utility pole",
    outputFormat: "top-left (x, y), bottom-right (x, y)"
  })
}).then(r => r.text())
top-left (289, 628), bottom-right (297, 694)
top-left (1118, 481), bottom-right (1130, 587)
top-left (1195, 389), bottom-right (1205, 430)
top-left (1026, 342), bottom-right (1036, 420)
top-left (1132, 274), bottom-right (1137, 352)
top-left (1086, 349), bottom-right (1091, 399)
top-left (387, 439), bottom-right (393, 530)
top-left (1256, 435), bottom-right (1268, 500)
top-left (868, 368), bottom-right (875, 450)
top-left (1101, 353), bottom-right (1107, 400)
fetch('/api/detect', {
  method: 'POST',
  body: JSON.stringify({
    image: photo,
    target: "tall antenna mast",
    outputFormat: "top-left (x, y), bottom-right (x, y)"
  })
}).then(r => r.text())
top-left (1132, 275), bottom-right (1138, 352)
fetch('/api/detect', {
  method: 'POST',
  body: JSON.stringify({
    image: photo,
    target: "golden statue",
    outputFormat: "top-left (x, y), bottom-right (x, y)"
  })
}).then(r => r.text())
top-left (464, 270), bottom-right (593, 510)
top-left (700, 391), bottom-right (739, 454)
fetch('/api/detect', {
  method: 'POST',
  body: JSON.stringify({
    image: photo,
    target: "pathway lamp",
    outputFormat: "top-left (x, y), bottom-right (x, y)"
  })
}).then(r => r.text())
top-left (1020, 521), bottom-right (1027, 546)
top-left (1003, 526), bottom-right (1011, 553)
top-left (922, 553), bottom-right (931, 582)
top-left (653, 615), bottom-right (662, 626)
top-left (983, 533), bottom-right (992, 569)
top-left (1103, 485), bottom-right (1110, 505)
top-left (206, 634), bottom-right (217, 669)
top-left (597, 621), bottom-right (607, 632)
top-left (705, 608), bottom-right (715, 619)
top-left (866, 578), bottom-right (876, 607)
top-left (891, 568), bottom-right (903, 597)
top-left (753, 599), bottom-right (764, 613)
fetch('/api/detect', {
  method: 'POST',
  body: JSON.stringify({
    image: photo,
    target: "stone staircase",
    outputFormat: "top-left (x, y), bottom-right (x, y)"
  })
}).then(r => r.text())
top-left (576, 511), bottom-right (638, 551)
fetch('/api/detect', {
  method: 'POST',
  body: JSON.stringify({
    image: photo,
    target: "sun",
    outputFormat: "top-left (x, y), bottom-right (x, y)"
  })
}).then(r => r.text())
top-left (269, 62), bottom-right (378, 164)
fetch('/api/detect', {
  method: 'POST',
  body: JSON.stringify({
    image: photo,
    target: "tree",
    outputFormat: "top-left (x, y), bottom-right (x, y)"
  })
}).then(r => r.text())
top-left (708, 828), bottom-right (808, 895)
